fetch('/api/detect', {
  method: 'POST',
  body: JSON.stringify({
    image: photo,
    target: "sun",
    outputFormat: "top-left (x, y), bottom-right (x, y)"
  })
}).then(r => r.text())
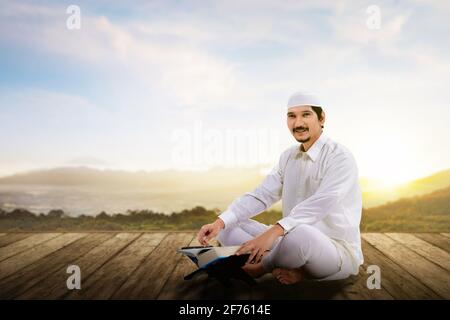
top-left (355, 135), bottom-right (425, 189)
top-left (363, 164), bottom-right (420, 190)
top-left (372, 176), bottom-right (408, 189)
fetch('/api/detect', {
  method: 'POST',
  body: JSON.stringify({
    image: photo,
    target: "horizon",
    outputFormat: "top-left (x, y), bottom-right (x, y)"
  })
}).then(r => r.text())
top-left (0, 163), bottom-right (448, 190)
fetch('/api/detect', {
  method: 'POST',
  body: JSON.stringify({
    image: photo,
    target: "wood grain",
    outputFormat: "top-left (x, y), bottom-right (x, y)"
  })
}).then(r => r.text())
top-left (0, 232), bottom-right (446, 300)
top-left (362, 233), bottom-right (450, 299)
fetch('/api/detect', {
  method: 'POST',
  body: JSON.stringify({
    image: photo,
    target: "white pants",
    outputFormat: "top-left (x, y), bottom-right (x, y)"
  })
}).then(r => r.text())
top-left (216, 219), bottom-right (341, 279)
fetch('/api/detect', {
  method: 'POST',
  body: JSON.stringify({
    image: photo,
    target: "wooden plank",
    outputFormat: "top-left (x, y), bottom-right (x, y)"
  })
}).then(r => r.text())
top-left (251, 273), bottom-right (354, 300)
top-left (441, 233), bottom-right (450, 238)
top-left (414, 233), bottom-right (450, 253)
top-left (0, 233), bottom-right (32, 248)
top-left (157, 236), bottom-right (204, 299)
top-left (362, 233), bottom-right (450, 299)
top-left (387, 233), bottom-right (450, 271)
top-left (351, 240), bottom-right (439, 299)
top-left (329, 240), bottom-right (394, 300)
top-left (112, 233), bottom-right (193, 299)
top-left (0, 233), bottom-right (60, 262)
top-left (0, 233), bottom-right (6, 237)
top-left (66, 233), bottom-right (167, 299)
top-left (0, 233), bottom-right (87, 281)
top-left (16, 233), bottom-right (140, 299)
top-left (0, 233), bottom-right (115, 299)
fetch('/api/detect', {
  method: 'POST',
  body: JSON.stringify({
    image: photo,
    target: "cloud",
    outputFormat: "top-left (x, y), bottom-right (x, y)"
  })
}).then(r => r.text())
top-left (0, 1), bottom-right (246, 111)
top-left (0, 88), bottom-right (103, 122)
top-left (0, 0), bottom-right (449, 176)
top-left (0, 1), bottom-right (353, 113)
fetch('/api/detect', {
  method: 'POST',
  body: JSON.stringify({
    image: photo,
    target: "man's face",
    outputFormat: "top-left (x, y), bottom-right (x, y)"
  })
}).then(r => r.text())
top-left (287, 105), bottom-right (325, 144)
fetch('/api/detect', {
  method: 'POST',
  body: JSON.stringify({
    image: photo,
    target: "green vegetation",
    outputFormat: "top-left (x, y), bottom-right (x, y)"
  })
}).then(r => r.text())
top-left (361, 186), bottom-right (450, 232)
top-left (1, 187), bottom-right (449, 232)
top-left (0, 206), bottom-right (218, 232)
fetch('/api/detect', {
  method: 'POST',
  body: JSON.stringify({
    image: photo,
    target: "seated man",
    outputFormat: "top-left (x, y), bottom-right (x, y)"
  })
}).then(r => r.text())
top-left (197, 92), bottom-right (363, 284)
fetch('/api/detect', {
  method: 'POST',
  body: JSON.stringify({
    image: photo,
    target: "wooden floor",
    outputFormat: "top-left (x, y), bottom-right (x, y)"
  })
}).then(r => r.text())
top-left (0, 232), bottom-right (448, 300)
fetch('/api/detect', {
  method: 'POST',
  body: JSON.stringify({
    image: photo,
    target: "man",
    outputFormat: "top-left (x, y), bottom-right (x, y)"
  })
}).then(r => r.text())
top-left (196, 92), bottom-right (363, 284)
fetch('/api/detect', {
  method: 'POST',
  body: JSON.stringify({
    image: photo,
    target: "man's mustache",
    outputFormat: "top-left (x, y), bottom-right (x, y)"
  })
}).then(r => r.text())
top-left (293, 126), bottom-right (309, 133)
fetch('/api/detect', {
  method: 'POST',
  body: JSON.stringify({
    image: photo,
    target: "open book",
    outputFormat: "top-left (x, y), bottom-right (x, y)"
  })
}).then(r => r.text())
top-left (177, 245), bottom-right (241, 268)
top-left (177, 245), bottom-right (255, 286)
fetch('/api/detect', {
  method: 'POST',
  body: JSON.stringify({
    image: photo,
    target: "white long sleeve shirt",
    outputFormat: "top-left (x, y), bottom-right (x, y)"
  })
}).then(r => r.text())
top-left (219, 133), bottom-right (364, 276)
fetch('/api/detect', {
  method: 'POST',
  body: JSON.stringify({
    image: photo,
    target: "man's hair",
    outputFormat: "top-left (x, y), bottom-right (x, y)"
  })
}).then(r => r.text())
top-left (311, 106), bottom-right (324, 129)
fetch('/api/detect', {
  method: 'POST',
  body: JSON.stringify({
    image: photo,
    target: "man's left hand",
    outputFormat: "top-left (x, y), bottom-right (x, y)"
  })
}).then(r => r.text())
top-left (235, 224), bottom-right (285, 264)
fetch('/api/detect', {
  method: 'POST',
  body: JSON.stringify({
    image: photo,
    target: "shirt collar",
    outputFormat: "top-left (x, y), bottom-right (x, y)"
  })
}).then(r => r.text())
top-left (298, 133), bottom-right (328, 162)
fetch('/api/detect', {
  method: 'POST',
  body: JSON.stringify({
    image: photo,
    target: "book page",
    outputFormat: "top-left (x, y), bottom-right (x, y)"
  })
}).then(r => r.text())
top-left (197, 246), bottom-right (241, 267)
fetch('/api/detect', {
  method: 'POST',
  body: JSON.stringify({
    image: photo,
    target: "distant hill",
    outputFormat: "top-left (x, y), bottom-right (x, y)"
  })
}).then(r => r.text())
top-left (362, 169), bottom-right (450, 207)
top-left (0, 166), bottom-right (266, 215)
top-left (362, 186), bottom-right (450, 232)
top-left (0, 206), bottom-right (219, 232)
top-left (0, 166), bottom-right (264, 191)
top-left (0, 166), bottom-right (449, 215)
top-left (397, 169), bottom-right (450, 194)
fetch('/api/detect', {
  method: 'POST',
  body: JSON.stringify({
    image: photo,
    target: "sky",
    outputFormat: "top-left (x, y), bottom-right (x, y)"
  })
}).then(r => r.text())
top-left (0, 0), bottom-right (449, 185)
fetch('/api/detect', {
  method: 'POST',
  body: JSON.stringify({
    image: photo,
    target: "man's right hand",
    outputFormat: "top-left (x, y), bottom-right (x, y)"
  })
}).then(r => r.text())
top-left (197, 218), bottom-right (225, 246)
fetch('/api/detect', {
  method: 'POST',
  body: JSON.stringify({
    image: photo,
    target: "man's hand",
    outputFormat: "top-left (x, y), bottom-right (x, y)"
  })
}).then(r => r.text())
top-left (236, 224), bottom-right (284, 264)
top-left (197, 218), bottom-right (225, 246)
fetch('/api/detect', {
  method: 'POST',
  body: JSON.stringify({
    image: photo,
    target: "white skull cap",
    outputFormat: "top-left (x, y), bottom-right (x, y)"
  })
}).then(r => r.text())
top-left (287, 91), bottom-right (321, 109)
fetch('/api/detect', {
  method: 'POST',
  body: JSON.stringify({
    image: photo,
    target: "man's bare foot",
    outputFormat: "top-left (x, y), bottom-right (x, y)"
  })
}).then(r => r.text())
top-left (271, 267), bottom-right (305, 285)
top-left (242, 262), bottom-right (267, 279)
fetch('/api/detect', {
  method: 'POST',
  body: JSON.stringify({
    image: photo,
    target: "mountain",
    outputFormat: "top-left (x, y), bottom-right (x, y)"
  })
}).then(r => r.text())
top-left (397, 169), bottom-right (450, 194)
top-left (362, 169), bottom-right (450, 207)
top-left (0, 166), bottom-right (266, 215)
top-left (0, 166), bottom-right (449, 215)
top-left (362, 186), bottom-right (450, 232)
top-left (0, 166), bottom-right (263, 191)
